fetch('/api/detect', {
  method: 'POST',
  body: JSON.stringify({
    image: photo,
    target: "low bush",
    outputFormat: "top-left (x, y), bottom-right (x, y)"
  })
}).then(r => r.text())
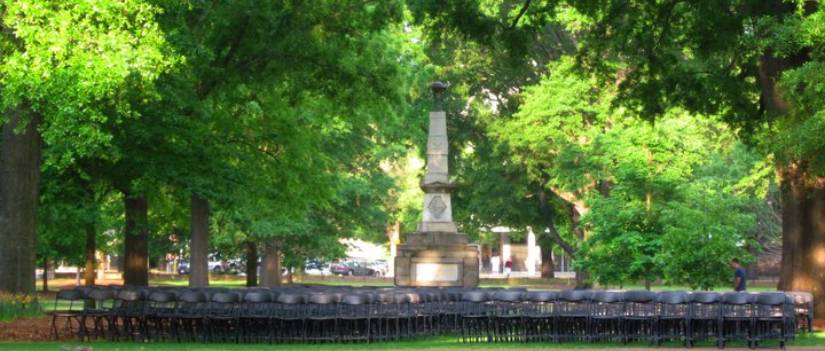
top-left (0, 292), bottom-right (41, 321)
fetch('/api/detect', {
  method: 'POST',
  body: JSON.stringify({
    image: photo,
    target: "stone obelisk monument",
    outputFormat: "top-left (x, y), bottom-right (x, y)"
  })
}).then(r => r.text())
top-left (394, 82), bottom-right (479, 287)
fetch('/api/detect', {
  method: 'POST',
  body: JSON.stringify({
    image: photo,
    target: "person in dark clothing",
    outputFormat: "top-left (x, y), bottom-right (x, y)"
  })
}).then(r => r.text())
top-left (730, 258), bottom-right (747, 291)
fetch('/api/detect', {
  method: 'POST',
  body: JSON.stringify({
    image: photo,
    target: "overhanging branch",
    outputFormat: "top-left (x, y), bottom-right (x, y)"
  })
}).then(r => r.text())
top-left (509, 0), bottom-right (532, 29)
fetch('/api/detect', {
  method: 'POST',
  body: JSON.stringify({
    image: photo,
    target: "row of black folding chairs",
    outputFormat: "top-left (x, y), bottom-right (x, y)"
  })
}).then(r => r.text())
top-left (48, 285), bottom-right (813, 348)
top-left (49, 285), bottom-right (477, 343)
top-left (457, 290), bottom-right (802, 349)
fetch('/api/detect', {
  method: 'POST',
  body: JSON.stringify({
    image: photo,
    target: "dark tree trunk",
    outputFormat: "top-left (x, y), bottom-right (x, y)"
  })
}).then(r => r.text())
top-left (260, 242), bottom-right (282, 287)
top-left (84, 223), bottom-right (96, 286)
top-left (245, 241), bottom-right (258, 287)
top-left (745, 242), bottom-right (760, 280)
top-left (536, 187), bottom-right (576, 256)
top-left (755, 28), bottom-right (825, 317)
top-left (0, 109), bottom-right (41, 294)
top-left (189, 194), bottom-right (209, 287)
top-left (776, 165), bottom-right (825, 318)
top-left (123, 194), bottom-right (149, 286)
top-left (536, 184), bottom-right (591, 288)
top-left (42, 259), bottom-right (48, 292)
top-left (540, 238), bottom-right (555, 279)
top-left (481, 244), bottom-right (492, 272)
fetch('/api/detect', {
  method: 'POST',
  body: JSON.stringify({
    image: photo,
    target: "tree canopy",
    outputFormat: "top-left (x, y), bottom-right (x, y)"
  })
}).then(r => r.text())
top-left (0, 1), bottom-right (821, 317)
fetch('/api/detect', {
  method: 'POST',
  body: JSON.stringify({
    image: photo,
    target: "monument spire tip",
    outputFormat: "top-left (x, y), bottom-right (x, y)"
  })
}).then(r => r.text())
top-left (430, 81), bottom-right (449, 94)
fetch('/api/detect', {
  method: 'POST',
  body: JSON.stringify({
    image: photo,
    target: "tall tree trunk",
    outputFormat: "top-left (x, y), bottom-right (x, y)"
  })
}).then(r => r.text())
top-left (536, 187), bottom-right (577, 256)
top-left (757, 35), bottom-right (825, 316)
top-left (260, 242), bottom-right (282, 287)
top-left (745, 241), bottom-right (760, 280)
top-left (536, 183), bottom-right (591, 288)
top-left (540, 237), bottom-right (555, 279)
top-left (42, 259), bottom-right (48, 292)
top-left (777, 164), bottom-right (825, 318)
top-left (245, 241), bottom-right (258, 287)
top-left (0, 109), bottom-right (41, 294)
top-left (566, 197), bottom-right (591, 289)
top-left (84, 223), bottom-right (96, 286)
top-left (189, 194), bottom-right (209, 287)
top-left (123, 194), bottom-right (149, 286)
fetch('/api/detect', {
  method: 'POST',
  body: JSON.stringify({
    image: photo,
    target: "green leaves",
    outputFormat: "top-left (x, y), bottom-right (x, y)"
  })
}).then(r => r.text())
top-left (483, 51), bottom-right (759, 288)
top-left (1, 0), bottom-right (174, 169)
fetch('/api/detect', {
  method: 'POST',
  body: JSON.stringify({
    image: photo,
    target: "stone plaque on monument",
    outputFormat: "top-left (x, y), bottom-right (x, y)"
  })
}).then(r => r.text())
top-left (414, 263), bottom-right (459, 283)
top-left (394, 81), bottom-right (480, 288)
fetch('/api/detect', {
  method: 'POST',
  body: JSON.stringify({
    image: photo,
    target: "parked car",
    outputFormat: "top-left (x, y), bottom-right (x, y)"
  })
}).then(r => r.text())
top-left (178, 255), bottom-right (238, 274)
top-left (368, 260), bottom-right (389, 277)
top-left (208, 259), bottom-right (225, 273)
top-left (304, 259), bottom-right (329, 275)
top-left (331, 261), bottom-right (376, 276)
top-left (178, 260), bottom-right (190, 275)
top-left (330, 262), bottom-right (352, 276)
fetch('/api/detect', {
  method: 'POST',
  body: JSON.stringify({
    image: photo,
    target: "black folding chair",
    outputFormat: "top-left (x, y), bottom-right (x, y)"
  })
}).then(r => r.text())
top-left (49, 288), bottom-right (86, 340)
top-left (490, 290), bottom-right (525, 342)
top-left (752, 292), bottom-right (794, 349)
top-left (656, 291), bottom-right (689, 346)
top-left (556, 290), bottom-right (592, 342)
top-left (338, 294), bottom-right (371, 343)
top-left (720, 292), bottom-right (755, 349)
top-left (306, 293), bottom-right (339, 343)
top-left (144, 290), bottom-right (177, 341)
top-left (173, 290), bottom-right (208, 342)
top-left (589, 291), bottom-right (624, 343)
top-left (240, 290), bottom-right (274, 343)
top-left (204, 291), bottom-right (241, 343)
top-left (622, 290), bottom-right (656, 345)
top-left (688, 292), bottom-right (721, 348)
top-left (272, 293), bottom-right (306, 343)
top-left (110, 289), bottom-right (146, 342)
top-left (80, 287), bottom-right (116, 340)
top-left (523, 291), bottom-right (556, 342)
top-left (785, 291), bottom-right (814, 333)
top-left (459, 290), bottom-right (492, 343)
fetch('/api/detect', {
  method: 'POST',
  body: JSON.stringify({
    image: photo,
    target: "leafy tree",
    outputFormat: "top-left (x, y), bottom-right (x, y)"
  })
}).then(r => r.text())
top-left (659, 181), bottom-right (755, 290)
top-left (82, 0), bottom-right (420, 287)
top-left (562, 0), bottom-right (825, 313)
top-left (412, 0), bottom-right (825, 311)
top-left (0, 0), bottom-right (172, 293)
top-left (36, 166), bottom-right (106, 287)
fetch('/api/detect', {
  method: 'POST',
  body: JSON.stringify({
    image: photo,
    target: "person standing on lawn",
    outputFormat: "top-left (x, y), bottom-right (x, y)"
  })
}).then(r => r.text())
top-left (730, 258), bottom-right (747, 292)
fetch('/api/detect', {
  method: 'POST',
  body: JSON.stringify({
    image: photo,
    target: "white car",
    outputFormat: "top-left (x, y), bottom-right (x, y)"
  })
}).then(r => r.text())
top-left (368, 260), bottom-right (389, 277)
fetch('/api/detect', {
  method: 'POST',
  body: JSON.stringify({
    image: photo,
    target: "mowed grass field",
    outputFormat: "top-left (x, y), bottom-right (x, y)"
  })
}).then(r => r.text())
top-left (1, 332), bottom-right (824, 351)
top-left (36, 274), bottom-right (784, 290)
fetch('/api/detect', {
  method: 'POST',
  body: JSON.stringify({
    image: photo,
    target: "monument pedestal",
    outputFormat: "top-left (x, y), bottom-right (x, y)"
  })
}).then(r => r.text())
top-left (394, 232), bottom-right (479, 287)
top-left (394, 81), bottom-right (479, 288)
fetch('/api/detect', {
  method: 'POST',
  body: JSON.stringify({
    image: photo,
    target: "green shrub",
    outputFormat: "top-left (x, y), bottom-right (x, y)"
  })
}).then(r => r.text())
top-left (0, 292), bottom-right (42, 321)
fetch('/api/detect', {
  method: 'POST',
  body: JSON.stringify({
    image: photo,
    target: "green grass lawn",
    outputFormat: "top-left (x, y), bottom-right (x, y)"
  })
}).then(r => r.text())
top-left (36, 273), bottom-right (782, 292)
top-left (1, 332), bottom-right (823, 351)
top-left (147, 275), bottom-right (779, 292)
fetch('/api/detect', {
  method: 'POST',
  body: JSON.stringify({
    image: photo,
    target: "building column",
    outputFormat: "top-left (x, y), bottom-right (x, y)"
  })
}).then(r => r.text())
top-left (526, 227), bottom-right (538, 275)
top-left (500, 232), bottom-right (511, 274)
